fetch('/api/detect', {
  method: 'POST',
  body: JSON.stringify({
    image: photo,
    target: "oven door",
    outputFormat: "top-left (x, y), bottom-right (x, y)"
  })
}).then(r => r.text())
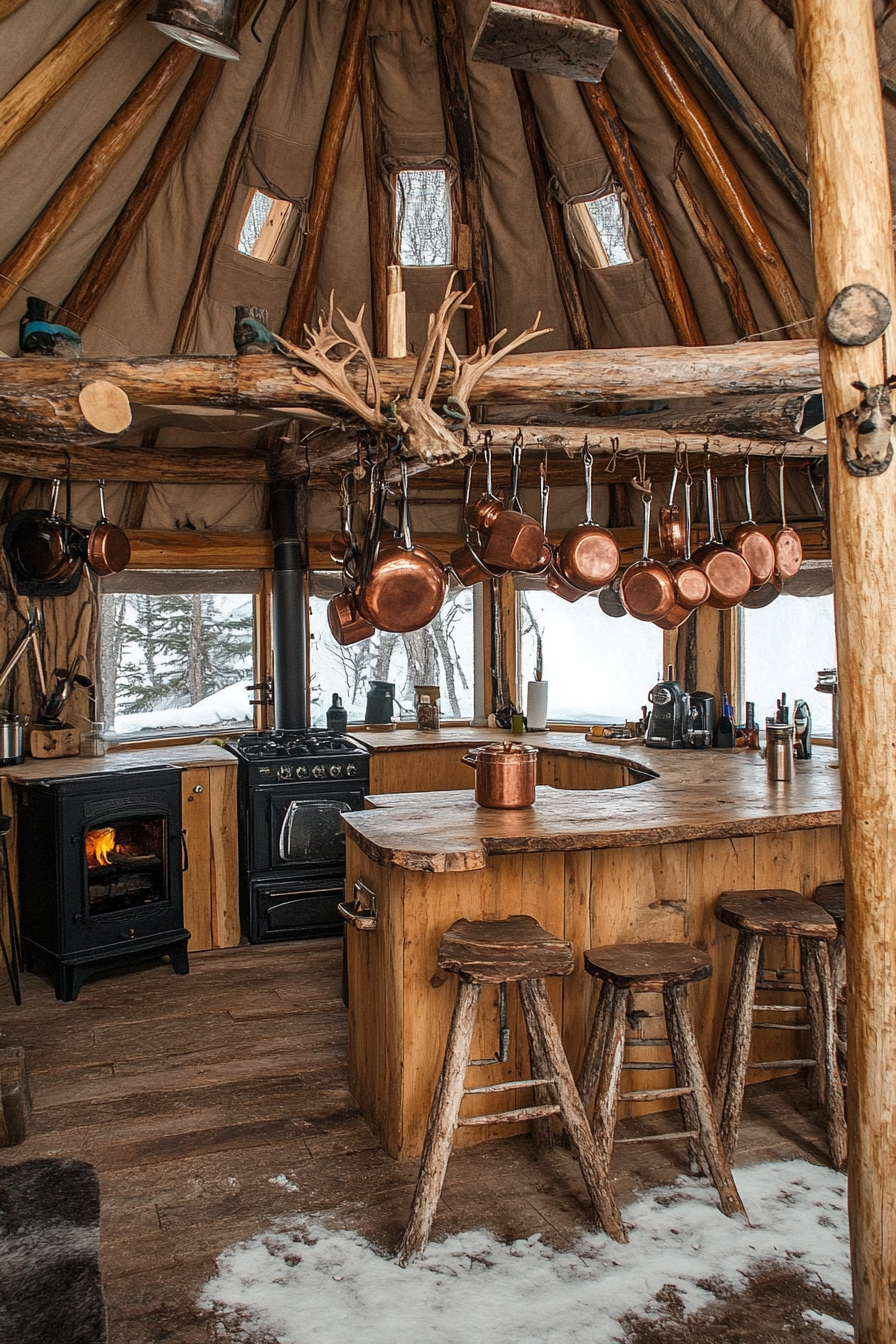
top-left (252, 784), bottom-right (366, 871)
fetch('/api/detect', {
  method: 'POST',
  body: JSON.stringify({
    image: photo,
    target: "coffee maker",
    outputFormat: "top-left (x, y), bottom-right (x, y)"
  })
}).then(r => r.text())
top-left (645, 666), bottom-right (688, 749)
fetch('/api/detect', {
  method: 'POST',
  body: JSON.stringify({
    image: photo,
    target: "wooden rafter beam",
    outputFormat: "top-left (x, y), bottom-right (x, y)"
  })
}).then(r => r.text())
top-left (603, 0), bottom-right (808, 335)
top-left (672, 166), bottom-right (761, 339)
top-left (359, 38), bottom-right (391, 358)
top-left (0, 43), bottom-right (195, 317)
top-left (0, 0), bottom-right (144, 160)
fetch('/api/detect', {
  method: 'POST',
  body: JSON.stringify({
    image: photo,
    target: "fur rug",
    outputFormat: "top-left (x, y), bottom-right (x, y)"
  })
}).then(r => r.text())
top-left (0, 1158), bottom-right (106, 1344)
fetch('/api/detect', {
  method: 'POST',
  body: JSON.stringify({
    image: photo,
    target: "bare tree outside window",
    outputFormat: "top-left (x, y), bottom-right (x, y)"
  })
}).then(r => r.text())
top-left (396, 170), bottom-right (452, 266)
top-left (585, 193), bottom-right (632, 266)
top-left (238, 190), bottom-right (273, 255)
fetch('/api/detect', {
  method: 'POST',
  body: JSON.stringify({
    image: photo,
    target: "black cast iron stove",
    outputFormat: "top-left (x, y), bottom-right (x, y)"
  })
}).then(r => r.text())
top-left (227, 729), bottom-right (369, 943)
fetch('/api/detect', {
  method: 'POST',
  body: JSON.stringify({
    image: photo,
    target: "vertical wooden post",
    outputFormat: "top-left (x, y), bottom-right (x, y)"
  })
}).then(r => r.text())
top-left (359, 38), bottom-right (391, 357)
top-left (792, 1), bottom-right (896, 1339)
top-left (385, 265), bottom-right (407, 358)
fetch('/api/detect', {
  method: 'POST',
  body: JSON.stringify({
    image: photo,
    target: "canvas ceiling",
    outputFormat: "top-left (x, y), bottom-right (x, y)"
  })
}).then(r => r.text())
top-left (0, 0), bottom-right (892, 527)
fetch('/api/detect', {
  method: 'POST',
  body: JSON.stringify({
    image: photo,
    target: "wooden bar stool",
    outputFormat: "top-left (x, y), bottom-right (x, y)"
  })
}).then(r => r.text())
top-left (398, 915), bottom-right (625, 1264)
top-left (577, 942), bottom-right (745, 1219)
top-left (815, 880), bottom-right (847, 1075)
top-left (713, 890), bottom-right (846, 1171)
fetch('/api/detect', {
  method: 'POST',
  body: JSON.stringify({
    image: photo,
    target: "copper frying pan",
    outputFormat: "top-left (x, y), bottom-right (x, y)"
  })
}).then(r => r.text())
top-left (356, 458), bottom-right (447, 633)
top-left (86, 481), bottom-right (131, 576)
top-left (727, 458), bottom-right (775, 588)
top-left (773, 457), bottom-right (803, 581)
top-left (620, 490), bottom-right (676, 622)
top-left (555, 447), bottom-right (620, 590)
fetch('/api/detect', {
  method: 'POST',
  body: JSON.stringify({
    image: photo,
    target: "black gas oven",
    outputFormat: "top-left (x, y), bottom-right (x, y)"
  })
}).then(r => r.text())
top-left (227, 730), bottom-right (369, 943)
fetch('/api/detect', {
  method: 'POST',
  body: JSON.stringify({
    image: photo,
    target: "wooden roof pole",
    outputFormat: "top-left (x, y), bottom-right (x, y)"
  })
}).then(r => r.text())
top-left (512, 70), bottom-right (592, 349)
top-left (0, 1), bottom-right (30, 21)
top-left (579, 79), bottom-right (704, 344)
top-left (359, 40), bottom-right (391, 358)
top-left (672, 165), bottom-right (760, 340)
top-left (173, 0), bottom-right (296, 355)
top-left (60, 0), bottom-right (261, 334)
top-left (280, 0), bottom-right (373, 342)
top-left (0, 44), bottom-right (194, 316)
top-left (0, 0), bottom-right (145, 160)
top-left (603, 0), bottom-right (807, 335)
top-left (432, 0), bottom-right (497, 346)
top-left (640, 0), bottom-right (809, 221)
top-left (792, 2), bottom-right (896, 1339)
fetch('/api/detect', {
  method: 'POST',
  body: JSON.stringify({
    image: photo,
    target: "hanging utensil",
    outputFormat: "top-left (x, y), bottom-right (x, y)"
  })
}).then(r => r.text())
top-left (356, 458), bottom-right (447, 633)
top-left (773, 455), bottom-right (803, 581)
top-left (450, 453), bottom-right (496, 587)
top-left (85, 480), bottom-right (131, 576)
top-left (620, 480), bottom-right (676, 622)
top-left (555, 445), bottom-right (620, 590)
top-left (691, 459), bottom-right (751, 609)
top-left (727, 456), bottom-right (775, 588)
top-left (482, 437), bottom-right (547, 572)
top-left (327, 464), bottom-right (379, 646)
top-left (9, 480), bottom-right (71, 582)
top-left (464, 437), bottom-right (504, 533)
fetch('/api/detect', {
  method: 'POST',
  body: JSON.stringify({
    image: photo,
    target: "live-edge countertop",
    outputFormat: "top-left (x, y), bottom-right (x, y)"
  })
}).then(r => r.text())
top-left (0, 743), bottom-right (237, 783)
top-left (342, 729), bottom-right (841, 872)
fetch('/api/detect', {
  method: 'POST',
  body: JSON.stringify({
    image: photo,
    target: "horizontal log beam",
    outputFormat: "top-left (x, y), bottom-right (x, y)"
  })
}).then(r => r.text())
top-left (0, 442), bottom-right (268, 482)
top-left (0, 342), bottom-right (823, 423)
top-left (467, 423), bottom-right (819, 456)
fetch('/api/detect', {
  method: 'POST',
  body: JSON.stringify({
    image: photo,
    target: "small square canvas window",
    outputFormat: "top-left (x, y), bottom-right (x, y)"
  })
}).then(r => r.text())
top-left (396, 169), bottom-right (452, 267)
top-left (237, 189), bottom-right (294, 264)
top-left (584, 193), bottom-right (632, 266)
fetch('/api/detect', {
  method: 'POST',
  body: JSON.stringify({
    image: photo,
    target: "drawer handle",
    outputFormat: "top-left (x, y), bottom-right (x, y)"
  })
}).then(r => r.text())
top-left (338, 879), bottom-right (377, 931)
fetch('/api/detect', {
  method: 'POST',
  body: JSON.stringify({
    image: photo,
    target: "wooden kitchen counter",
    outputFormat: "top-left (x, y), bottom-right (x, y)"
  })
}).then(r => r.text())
top-left (341, 738), bottom-right (843, 1160)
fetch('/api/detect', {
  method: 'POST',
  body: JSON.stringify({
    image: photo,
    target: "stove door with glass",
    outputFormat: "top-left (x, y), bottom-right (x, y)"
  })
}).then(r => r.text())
top-left (251, 783), bottom-right (367, 875)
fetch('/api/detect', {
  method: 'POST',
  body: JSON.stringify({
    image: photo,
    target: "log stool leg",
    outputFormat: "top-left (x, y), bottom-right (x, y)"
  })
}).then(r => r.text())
top-left (521, 993), bottom-right (555, 1153)
top-left (577, 978), bottom-right (616, 1117)
top-left (801, 939), bottom-right (847, 1172)
top-left (664, 983), bottom-right (746, 1217)
top-left (519, 977), bottom-right (627, 1243)
top-left (398, 981), bottom-right (481, 1265)
top-left (589, 985), bottom-right (629, 1179)
top-left (713, 931), bottom-right (762, 1158)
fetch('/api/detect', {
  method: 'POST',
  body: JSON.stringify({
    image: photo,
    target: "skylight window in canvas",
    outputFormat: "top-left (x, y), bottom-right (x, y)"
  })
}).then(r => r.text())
top-left (584, 193), bottom-right (632, 266)
top-left (396, 170), bottom-right (452, 266)
top-left (237, 189), bottom-right (294, 263)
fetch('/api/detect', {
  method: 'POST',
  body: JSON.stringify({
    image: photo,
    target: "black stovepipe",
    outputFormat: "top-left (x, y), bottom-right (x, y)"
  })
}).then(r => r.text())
top-left (269, 479), bottom-right (309, 730)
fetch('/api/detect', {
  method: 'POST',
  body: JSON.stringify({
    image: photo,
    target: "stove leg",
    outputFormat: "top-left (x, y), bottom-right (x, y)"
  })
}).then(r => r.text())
top-left (56, 963), bottom-right (88, 1002)
top-left (168, 941), bottom-right (190, 976)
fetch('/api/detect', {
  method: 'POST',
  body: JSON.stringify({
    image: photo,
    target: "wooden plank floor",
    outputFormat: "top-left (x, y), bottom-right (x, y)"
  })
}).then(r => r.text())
top-left (0, 940), bottom-right (835, 1343)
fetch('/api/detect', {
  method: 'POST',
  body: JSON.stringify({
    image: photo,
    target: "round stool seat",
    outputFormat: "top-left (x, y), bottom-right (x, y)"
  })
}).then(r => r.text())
top-left (438, 915), bottom-right (575, 984)
top-left (716, 889), bottom-right (837, 940)
top-left (584, 941), bottom-right (712, 990)
top-left (815, 881), bottom-right (845, 931)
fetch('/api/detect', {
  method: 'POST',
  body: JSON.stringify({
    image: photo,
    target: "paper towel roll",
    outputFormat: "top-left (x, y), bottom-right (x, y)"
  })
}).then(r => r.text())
top-left (526, 680), bottom-right (549, 731)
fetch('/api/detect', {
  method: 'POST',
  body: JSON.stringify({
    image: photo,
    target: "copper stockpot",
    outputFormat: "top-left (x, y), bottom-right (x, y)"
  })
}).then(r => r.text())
top-left (555, 448), bottom-right (620, 591)
top-left (481, 440), bottom-right (546, 573)
top-left (727, 458), bottom-right (775, 588)
top-left (772, 457), bottom-right (803, 581)
top-left (620, 492), bottom-right (676, 622)
top-left (691, 464), bottom-right (752, 610)
top-left (462, 740), bottom-right (538, 808)
top-left (356, 460), bottom-right (447, 633)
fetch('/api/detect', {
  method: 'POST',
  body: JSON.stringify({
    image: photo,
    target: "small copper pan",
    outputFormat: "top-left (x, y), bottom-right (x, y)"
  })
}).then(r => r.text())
top-left (555, 447), bottom-right (620, 590)
top-left (691, 463), bottom-right (751, 610)
top-left (620, 490), bottom-right (676, 622)
top-left (327, 590), bottom-right (374, 645)
top-left (727, 457), bottom-right (775, 588)
top-left (658, 465), bottom-right (686, 563)
top-left (449, 457), bottom-right (502, 588)
top-left (86, 481), bottom-right (131, 576)
top-left (540, 460), bottom-right (586, 601)
top-left (772, 457), bottom-right (803, 581)
top-left (464, 440), bottom-right (504, 533)
top-left (482, 439), bottom-right (546, 573)
top-left (667, 475), bottom-right (710, 611)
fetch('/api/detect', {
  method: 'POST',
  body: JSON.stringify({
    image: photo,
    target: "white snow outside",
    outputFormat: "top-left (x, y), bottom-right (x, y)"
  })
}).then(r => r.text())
top-left (109, 681), bottom-right (252, 737)
top-left (199, 1158), bottom-right (850, 1343)
top-left (743, 594), bottom-right (837, 737)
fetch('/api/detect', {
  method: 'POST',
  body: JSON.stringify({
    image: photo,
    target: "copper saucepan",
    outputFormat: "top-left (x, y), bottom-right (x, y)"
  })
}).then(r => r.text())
top-left (482, 440), bottom-right (546, 573)
top-left (450, 456), bottom-right (499, 588)
top-left (541, 460), bottom-right (586, 602)
top-left (691, 463), bottom-right (751, 610)
top-left (727, 457), bottom-right (775, 588)
top-left (555, 447), bottom-right (620, 591)
top-left (620, 489), bottom-right (676, 622)
top-left (464, 440), bottom-right (504, 533)
top-left (772, 457), bottom-right (803, 581)
top-left (85, 480), bottom-right (131, 576)
top-left (356, 458), bottom-right (447, 633)
top-left (666, 473), bottom-right (710, 612)
top-left (658, 464), bottom-right (686, 563)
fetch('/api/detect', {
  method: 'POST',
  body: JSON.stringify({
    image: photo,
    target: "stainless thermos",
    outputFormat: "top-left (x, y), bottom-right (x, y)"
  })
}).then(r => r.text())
top-left (764, 722), bottom-right (795, 782)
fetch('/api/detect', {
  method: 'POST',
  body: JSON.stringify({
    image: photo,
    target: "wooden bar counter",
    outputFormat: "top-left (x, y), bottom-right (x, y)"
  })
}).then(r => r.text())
top-left (342, 731), bottom-right (843, 1159)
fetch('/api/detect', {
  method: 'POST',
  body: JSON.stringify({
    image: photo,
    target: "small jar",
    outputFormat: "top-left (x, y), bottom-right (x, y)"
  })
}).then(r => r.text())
top-left (79, 722), bottom-right (107, 757)
top-left (416, 695), bottom-right (440, 731)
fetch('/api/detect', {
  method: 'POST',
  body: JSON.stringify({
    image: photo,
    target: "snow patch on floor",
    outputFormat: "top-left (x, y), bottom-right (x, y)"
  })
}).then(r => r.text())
top-left (200, 1159), bottom-right (849, 1343)
top-left (803, 1309), bottom-right (854, 1338)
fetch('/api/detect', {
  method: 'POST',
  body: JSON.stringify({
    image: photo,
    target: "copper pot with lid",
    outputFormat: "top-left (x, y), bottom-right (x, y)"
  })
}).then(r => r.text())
top-left (691, 463), bottom-right (752, 610)
top-left (772, 457), bottom-right (803, 581)
top-left (462, 740), bottom-right (538, 808)
top-left (727, 457), bottom-right (775, 588)
top-left (356, 458), bottom-right (447, 633)
top-left (555, 447), bottom-right (620, 591)
top-left (620, 488), bottom-right (676, 622)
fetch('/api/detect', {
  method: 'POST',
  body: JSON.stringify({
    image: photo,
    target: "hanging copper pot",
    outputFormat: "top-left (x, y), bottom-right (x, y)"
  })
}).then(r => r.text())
top-left (772, 456), bottom-right (803, 581)
top-left (667, 473), bottom-right (710, 611)
top-left (481, 439), bottom-right (547, 573)
top-left (691, 462), bottom-right (752, 610)
top-left (356, 459), bottom-right (447, 633)
top-left (85, 480), bottom-right (131, 576)
top-left (658, 464), bottom-right (686, 563)
top-left (620, 489), bottom-right (676, 622)
top-left (555, 447), bottom-right (620, 591)
top-left (464, 439), bottom-right (504, 533)
top-left (727, 457), bottom-right (776, 588)
top-left (11, 480), bottom-right (72, 582)
top-left (327, 590), bottom-right (374, 646)
top-left (450, 455), bottom-right (502, 588)
top-left (540, 458), bottom-right (586, 601)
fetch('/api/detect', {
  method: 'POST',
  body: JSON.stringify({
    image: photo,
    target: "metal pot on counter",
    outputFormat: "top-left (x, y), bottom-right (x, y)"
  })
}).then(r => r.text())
top-left (462, 741), bottom-right (538, 809)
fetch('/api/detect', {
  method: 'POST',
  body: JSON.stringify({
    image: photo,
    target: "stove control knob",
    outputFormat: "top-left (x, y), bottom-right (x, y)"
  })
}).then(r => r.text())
top-left (296, 765), bottom-right (308, 779)
top-left (312, 764), bottom-right (326, 779)
top-left (329, 764), bottom-right (342, 778)
top-left (345, 763), bottom-right (357, 777)
top-left (278, 765), bottom-right (293, 780)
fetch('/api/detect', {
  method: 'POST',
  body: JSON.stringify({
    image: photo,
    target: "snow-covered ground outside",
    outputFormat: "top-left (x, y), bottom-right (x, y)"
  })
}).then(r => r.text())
top-left (110, 680), bottom-right (252, 736)
top-left (199, 1159), bottom-right (851, 1343)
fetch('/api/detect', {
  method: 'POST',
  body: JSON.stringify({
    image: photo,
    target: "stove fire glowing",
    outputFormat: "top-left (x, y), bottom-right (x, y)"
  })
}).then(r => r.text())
top-left (86, 826), bottom-right (117, 868)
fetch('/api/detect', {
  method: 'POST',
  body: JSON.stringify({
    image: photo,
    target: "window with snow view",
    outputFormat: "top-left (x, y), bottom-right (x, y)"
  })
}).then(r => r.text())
top-left (309, 577), bottom-right (474, 724)
top-left (583, 192), bottom-right (632, 266)
top-left (395, 169), bottom-right (452, 267)
top-left (237, 188), bottom-right (295, 264)
top-left (741, 592), bottom-right (837, 737)
top-left (99, 572), bottom-right (257, 737)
